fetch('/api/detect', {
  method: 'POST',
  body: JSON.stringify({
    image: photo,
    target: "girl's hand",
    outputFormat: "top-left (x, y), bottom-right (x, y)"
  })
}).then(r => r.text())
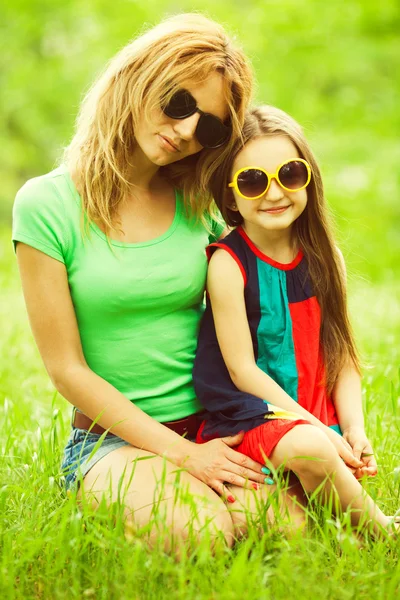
top-left (182, 432), bottom-right (268, 500)
top-left (342, 426), bottom-right (377, 478)
top-left (324, 426), bottom-right (364, 470)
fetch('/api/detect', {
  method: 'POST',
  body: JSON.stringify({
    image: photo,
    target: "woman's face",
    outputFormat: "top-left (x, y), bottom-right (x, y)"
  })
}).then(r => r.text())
top-left (134, 71), bottom-right (230, 167)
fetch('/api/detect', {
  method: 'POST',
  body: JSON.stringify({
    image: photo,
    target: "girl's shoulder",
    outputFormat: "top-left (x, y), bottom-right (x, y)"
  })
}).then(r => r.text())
top-left (206, 227), bottom-right (251, 287)
top-left (207, 226), bottom-right (246, 255)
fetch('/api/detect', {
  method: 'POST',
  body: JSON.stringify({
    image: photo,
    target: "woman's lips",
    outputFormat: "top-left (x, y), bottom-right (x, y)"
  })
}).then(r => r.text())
top-left (158, 134), bottom-right (180, 152)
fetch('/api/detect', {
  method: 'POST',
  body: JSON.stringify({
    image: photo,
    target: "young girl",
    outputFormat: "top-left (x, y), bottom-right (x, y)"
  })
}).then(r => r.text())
top-left (193, 105), bottom-right (398, 535)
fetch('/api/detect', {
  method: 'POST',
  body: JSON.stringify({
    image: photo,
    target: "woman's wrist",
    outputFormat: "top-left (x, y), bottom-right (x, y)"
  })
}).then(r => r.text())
top-left (162, 435), bottom-right (195, 468)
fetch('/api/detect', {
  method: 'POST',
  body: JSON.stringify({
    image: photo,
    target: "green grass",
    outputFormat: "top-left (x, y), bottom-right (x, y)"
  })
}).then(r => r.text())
top-left (1, 3), bottom-right (399, 595)
top-left (1, 226), bottom-right (400, 599)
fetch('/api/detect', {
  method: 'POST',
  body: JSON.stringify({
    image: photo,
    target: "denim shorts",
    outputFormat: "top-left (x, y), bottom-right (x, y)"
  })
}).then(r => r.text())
top-left (61, 427), bottom-right (130, 491)
top-left (61, 410), bottom-right (202, 491)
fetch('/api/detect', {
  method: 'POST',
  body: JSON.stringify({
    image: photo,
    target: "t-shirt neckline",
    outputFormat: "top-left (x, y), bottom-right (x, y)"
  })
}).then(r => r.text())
top-left (60, 164), bottom-right (182, 248)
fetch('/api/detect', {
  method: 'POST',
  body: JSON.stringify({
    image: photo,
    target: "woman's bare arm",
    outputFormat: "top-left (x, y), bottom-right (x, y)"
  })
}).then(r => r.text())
top-left (16, 242), bottom-right (268, 493)
top-left (16, 242), bottom-right (195, 464)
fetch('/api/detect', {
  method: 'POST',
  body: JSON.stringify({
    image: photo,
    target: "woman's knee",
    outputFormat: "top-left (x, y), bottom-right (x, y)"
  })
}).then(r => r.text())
top-left (146, 482), bottom-right (235, 552)
top-left (173, 471), bottom-right (235, 548)
top-left (80, 448), bottom-right (235, 550)
top-left (206, 505), bottom-right (235, 548)
top-left (145, 495), bottom-right (235, 553)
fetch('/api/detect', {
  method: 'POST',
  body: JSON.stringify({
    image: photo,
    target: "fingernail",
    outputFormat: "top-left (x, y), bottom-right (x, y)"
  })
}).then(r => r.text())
top-left (265, 477), bottom-right (274, 485)
top-left (227, 495), bottom-right (236, 503)
top-left (252, 483), bottom-right (259, 490)
top-left (261, 467), bottom-right (271, 475)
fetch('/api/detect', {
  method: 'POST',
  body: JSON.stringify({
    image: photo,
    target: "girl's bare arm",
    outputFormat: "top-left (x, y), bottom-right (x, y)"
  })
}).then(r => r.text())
top-left (207, 249), bottom-right (363, 469)
top-left (331, 247), bottom-right (364, 432)
top-left (330, 249), bottom-right (376, 473)
top-left (331, 361), bottom-right (364, 432)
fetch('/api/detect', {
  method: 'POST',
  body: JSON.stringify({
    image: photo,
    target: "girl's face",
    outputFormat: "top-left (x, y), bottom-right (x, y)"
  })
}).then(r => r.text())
top-left (229, 135), bottom-right (308, 234)
top-left (134, 71), bottom-right (230, 167)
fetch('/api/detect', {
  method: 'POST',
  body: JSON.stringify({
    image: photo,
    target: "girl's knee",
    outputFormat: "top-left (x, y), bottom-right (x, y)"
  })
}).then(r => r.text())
top-left (285, 426), bottom-right (338, 476)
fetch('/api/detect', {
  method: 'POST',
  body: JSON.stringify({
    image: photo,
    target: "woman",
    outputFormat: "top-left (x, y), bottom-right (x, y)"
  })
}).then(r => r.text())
top-left (12, 13), bottom-right (269, 553)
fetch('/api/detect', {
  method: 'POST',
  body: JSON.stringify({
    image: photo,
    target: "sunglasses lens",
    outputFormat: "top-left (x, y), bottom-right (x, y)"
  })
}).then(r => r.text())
top-left (237, 169), bottom-right (269, 198)
top-left (196, 114), bottom-right (231, 149)
top-left (279, 160), bottom-right (309, 190)
top-left (163, 90), bottom-right (196, 119)
top-left (163, 89), bottom-right (231, 148)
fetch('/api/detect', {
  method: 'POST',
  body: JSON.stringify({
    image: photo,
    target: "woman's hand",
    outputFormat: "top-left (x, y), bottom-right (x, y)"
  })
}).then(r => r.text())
top-left (323, 426), bottom-right (364, 471)
top-left (342, 426), bottom-right (377, 478)
top-left (182, 432), bottom-right (268, 500)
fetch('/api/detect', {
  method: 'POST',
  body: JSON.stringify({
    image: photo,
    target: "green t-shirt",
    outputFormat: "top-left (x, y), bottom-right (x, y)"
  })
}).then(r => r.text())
top-left (12, 166), bottom-right (224, 422)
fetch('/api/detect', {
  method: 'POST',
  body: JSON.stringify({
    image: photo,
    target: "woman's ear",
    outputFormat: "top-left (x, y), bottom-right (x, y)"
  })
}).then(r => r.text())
top-left (229, 201), bottom-right (239, 211)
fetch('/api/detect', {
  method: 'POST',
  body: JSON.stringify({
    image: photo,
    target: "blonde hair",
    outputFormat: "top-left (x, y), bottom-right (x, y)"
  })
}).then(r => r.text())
top-left (64, 13), bottom-right (253, 234)
top-left (210, 105), bottom-right (360, 393)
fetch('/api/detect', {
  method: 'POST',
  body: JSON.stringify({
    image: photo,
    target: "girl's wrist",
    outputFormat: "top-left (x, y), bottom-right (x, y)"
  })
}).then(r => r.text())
top-left (341, 423), bottom-right (365, 435)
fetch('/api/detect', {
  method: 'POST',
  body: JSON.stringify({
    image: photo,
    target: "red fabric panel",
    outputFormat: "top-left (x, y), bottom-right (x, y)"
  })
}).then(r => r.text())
top-left (289, 297), bottom-right (339, 428)
top-left (234, 419), bottom-right (310, 463)
top-left (196, 418), bottom-right (310, 464)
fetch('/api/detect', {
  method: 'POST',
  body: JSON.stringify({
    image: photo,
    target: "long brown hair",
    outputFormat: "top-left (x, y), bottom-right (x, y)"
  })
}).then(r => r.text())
top-left (64, 13), bottom-right (253, 234)
top-left (211, 105), bottom-right (360, 393)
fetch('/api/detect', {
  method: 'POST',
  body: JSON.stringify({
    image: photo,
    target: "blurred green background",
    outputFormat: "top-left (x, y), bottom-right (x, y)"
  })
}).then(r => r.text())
top-left (0, 5), bottom-right (400, 594)
top-left (1, 0), bottom-right (399, 284)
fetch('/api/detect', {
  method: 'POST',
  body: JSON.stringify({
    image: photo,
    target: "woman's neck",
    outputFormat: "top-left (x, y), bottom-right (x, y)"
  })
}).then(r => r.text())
top-left (242, 222), bottom-right (298, 263)
top-left (127, 145), bottom-right (161, 191)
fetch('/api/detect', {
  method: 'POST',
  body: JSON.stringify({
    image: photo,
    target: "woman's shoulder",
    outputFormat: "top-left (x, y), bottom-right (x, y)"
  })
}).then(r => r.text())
top-left (12, 165), bottom-right (80, 264)
top-left (14, 165), bottom-right (78, 216)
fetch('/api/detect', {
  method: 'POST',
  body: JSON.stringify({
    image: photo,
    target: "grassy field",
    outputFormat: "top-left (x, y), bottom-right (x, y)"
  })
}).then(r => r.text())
top-left (2, 0), bottom-right (400, 597)
top-left (1, 224), bottom-right (400, 599)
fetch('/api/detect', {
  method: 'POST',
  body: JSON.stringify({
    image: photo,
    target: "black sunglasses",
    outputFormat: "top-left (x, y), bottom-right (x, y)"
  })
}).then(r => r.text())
top-left (162, 89), bottom-right (232, 149)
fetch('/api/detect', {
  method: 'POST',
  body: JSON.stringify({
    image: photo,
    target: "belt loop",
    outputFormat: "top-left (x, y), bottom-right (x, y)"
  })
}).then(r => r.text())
top-left (71, 406), bottom-right (77, 428)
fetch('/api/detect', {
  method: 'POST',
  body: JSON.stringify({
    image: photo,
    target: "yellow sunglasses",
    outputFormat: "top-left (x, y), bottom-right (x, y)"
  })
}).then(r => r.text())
top-left (228, 158), bottom-right (311, 200)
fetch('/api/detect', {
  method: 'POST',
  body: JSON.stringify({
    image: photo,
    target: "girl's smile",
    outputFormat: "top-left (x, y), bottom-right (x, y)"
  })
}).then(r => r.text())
top-left (230, 135), bottom-right (308, 238)
top-left (259, 205), bottom-right (291, 214)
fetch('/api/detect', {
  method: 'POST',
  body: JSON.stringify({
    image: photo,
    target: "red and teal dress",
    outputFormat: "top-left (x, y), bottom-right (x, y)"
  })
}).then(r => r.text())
top-left (193, 226), bottom-right (341, 463)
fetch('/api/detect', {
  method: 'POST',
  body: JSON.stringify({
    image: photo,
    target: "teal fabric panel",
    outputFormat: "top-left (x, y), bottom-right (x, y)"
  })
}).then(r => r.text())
top-left (329, 424), bottom-right (342, 435)
top-left (255, 259), bottom-right (299, 402)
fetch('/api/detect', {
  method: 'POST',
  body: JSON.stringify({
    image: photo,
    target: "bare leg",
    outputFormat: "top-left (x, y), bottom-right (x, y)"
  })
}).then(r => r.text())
top-left (78, 445), bottom-right (235, 555)
top-left (226, 472), bottom-right (308, 538)
top-left (269, 425), bottom-right (391, 536)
